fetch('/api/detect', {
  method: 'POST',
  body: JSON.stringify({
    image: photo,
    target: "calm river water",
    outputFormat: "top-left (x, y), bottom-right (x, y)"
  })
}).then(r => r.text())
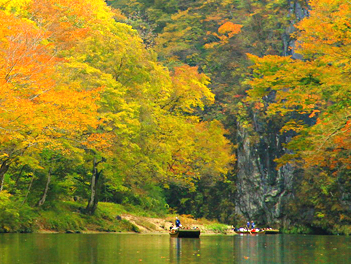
top-left (0, 233), bottom-right (350, 264)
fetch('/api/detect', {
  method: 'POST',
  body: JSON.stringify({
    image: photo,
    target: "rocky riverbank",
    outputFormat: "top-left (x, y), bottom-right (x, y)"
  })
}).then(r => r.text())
top-left (120, 214), bottom-right (235, 235)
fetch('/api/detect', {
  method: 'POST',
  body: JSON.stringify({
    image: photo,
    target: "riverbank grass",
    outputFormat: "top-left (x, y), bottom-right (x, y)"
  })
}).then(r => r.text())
top-left (1, 197), bottom-right (231, 234)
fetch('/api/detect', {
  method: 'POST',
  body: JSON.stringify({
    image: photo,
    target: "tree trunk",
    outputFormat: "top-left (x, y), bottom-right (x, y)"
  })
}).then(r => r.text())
top-left (85, 157), bottom-right (103, 215)
top-left (22, 175), bottom-right (35, 205)
top-left (15, 165), bottom-right (26, 187)
top-left (37, 168), bottom-right (52, 207)
top-left (0, 160), bottom-right (10, 192)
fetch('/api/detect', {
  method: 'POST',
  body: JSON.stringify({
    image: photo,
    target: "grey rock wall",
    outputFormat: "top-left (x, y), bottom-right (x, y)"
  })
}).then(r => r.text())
top-left (235, 117), bottom-right (295, 226)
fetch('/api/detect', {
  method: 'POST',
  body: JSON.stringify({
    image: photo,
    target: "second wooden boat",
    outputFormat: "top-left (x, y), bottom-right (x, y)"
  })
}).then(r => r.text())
top-left (264, 229), bottom-right (280, 234)
top-left (235, 230), bottom-right (265, 235)
top-left (235, 228), bottom-right (280, 235)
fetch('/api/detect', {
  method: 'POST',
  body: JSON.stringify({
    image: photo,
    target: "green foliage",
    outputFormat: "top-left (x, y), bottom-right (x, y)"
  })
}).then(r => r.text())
top-left (165, 175), bottom-right (237, 223)
top-left (36, 201), bottom-right (141, 232)
top-left (207, 223), bottom-right (230, 233)
top-left (282, 225), bottom-right (314, 235)
top-left (0, 192), bottom-right (36, 233)
top-left (113, 219), bottom-right (140, 233)
top-left (331, 225), bottom-right (351, 236)
top-left (40, 211), bottom-right (85, 231)
top-left (98, 202), bottom-right (128, 215)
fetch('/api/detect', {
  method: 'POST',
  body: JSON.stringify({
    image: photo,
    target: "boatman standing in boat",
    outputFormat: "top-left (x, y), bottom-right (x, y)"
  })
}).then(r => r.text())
top-left (175, 217), bottom-right (181, 228)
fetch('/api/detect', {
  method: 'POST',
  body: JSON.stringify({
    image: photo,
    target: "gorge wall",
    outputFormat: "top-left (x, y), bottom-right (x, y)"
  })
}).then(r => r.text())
top-left (234, 1), bottom-right (309, 227)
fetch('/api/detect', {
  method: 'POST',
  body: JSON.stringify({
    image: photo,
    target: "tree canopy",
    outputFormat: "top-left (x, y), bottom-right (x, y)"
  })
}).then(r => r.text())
top-left (0, 0), bottom-right (234, 222)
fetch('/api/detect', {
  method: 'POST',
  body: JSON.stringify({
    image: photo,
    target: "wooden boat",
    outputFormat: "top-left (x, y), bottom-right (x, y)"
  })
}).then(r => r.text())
top-left (234, 229), bottom-right (279, 235)
top-left (235, 229), bottom-right (265, 235)
top-left (169, 228), bottom-right (200, 238)
top-left (264, 229), bottom-right (280, 234)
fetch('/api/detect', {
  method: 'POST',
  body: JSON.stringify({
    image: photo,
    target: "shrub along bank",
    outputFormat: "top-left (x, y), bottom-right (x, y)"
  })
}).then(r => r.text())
top-left (0, 196), bottom-right (230, 234)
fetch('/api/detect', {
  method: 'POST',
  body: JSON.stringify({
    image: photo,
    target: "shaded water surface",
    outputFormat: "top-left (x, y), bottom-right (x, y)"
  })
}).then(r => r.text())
top-left (0, 233), bottom-right (350, 263)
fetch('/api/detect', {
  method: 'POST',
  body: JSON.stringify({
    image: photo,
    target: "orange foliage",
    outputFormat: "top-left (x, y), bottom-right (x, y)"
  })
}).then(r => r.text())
top-left (0, 8), bottom-right (100, 157)
top-left (218, 22), bottom-right (242, 37)
top-left (28, 0), bottom-right (91, 49)
top-left (205, 21), bottom-right (242, 49)
top-left (28, 0), bottom-right (114, 50)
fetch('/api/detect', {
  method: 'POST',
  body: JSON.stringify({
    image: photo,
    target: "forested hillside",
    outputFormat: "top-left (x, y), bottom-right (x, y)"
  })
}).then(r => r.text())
top-left (107, 0), bottom-right (351, 235)
top-left (0, 0), bottom-right (350, 235)
top-left (0, 0), bottom-right (233, 232)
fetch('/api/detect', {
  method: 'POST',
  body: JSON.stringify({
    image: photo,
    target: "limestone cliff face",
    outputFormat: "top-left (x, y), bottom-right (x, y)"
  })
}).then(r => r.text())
top-left (234, 1), bottom-right (308, 227)
top-left (235, 116), bottom-right (296, 226)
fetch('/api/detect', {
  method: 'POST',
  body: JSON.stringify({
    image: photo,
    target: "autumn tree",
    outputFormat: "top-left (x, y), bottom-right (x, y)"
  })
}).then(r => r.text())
top-left (35, 0), bottom-right (234, 214)
top-left (0, 1), bottom-right (101, 208)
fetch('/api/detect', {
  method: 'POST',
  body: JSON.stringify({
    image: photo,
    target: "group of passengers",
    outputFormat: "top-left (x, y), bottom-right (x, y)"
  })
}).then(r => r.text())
top-left (233, 220), bottom-right (258, 232)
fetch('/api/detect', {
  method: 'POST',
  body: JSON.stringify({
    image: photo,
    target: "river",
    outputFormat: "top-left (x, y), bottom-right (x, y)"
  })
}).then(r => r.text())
top-left (0, 233), bottom-right (350, 263)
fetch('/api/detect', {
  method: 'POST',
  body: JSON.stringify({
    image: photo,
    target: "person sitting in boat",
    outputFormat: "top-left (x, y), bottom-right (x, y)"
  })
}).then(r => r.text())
top-left (175, 217), bottom-right (181, 228)
top-left (247, 221), bottom-right (250, 230)
top-left (251, 221), bottom-right (255, 229)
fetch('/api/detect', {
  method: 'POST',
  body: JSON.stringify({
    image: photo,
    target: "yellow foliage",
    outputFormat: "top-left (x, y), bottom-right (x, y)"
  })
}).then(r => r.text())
top-left (0, 0), bottom-right (30, 14)
top-left (170, 65), bottom-right (213, 113)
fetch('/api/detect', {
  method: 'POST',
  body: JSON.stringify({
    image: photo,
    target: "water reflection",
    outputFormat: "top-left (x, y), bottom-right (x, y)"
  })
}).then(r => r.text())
top-left (233, 234), bottom-right (351, 264)
top-left (234, 233), bottom-right (285, 263)
top-left (0, 233), bottom-right (350, 263)
top-left (169, 237), bottom-right (200, 263)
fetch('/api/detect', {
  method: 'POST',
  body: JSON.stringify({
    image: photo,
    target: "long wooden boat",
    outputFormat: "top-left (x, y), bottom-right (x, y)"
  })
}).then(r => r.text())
top-left (169, 228), bottom-right (200, 238)
top-left (235, 229), bottom-right (279, 235)
top-left (264, 229), bottom-right (280, 234)
top-left (235, 229), bottom-right (265, 235)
